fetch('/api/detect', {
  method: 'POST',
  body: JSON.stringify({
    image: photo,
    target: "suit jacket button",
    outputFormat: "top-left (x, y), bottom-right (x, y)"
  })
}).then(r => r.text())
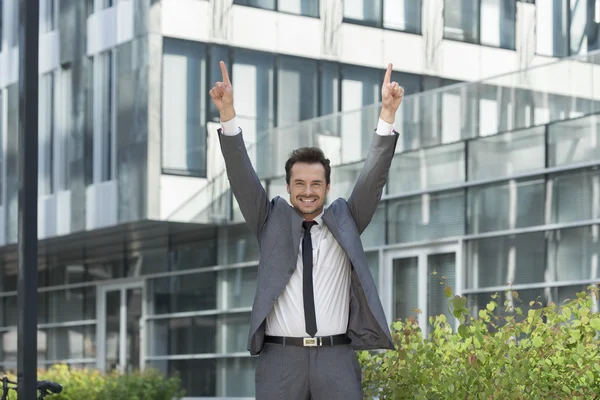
top-left (289, 269), bottom-right (294, 274)
top-left (272, 297), bottom-right (277, 301)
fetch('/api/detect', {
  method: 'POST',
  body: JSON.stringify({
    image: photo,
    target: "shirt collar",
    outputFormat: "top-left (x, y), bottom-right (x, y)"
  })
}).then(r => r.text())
top-left (309, 207), bottom-right (325, 228)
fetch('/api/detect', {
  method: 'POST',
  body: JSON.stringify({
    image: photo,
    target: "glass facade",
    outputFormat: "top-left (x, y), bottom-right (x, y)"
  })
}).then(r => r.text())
top-left (1, 0), bottom-right (600, 399)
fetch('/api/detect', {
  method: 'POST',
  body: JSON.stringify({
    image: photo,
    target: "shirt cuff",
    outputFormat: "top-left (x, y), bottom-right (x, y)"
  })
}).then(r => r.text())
top-left (375, 118), bottom-right (395, 136)
top-left (220, 117), bottom-right (241, 136)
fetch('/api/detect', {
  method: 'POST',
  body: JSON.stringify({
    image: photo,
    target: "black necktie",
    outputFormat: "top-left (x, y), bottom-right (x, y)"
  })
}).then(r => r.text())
top-left (302, 220), bottom-right (318, 337)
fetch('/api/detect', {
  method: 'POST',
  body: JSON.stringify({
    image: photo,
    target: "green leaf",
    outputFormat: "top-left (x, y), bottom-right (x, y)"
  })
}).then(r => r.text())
top-left (458, 324), bottom-right (468, 338)
top-left (590, 317), bottom-right (600, 331)
top-left (444, 286), bottom-right (453, 299)
top-left (486, 302), bottom-right (496, 312)
top-left (533, 336), bottom-right (543, 348)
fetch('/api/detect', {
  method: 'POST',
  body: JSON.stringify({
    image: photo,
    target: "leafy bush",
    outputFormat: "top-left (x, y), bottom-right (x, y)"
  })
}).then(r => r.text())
top-left (360, 284), bottom-right (600, 399)
top-left (1, 364), bottom-right (185, 400)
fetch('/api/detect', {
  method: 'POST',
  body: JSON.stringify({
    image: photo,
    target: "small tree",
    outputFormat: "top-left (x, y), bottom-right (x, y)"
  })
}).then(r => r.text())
top-left (360, 284), bottom-right (600, 399)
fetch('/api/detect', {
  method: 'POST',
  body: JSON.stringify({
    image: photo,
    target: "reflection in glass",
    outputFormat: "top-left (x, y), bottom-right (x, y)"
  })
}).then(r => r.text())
top-left (547, 227), bottom-right (600, 283)
top-left (150, 272), bottom-right (217, 314)
top-left (466, 232), bottom-right (546, 290)
top-left (361, 205), bottom-right (386, 249)
top-left (162, 39), bottom-right (207, 177)
top-left (548, 114), bottom-right (600, 167)
top-left (277, 57), bottom-right (318, 126)
top-left (233, 0), bottom-right (275, 10)
top-left (278, 0), bottom-right (319, 17)
top-left (219, 267), bottom-right (257, 309)
top-left (343, 0), bottom-right (382, 25)
top-left (427, 253), bottom-right (455, 329)
top-left (104, 290), bottom-right (120, 371)
top-left (468, 127), bottom-right (545, 181)
top-left (467, 178), bottom-right (545, 234)
top-left (536, 0), bottom-right (568, 57)
top-left (393, 257), bottom-right (419, 321)
top-left (148, 357), bottom-right (257, 397)
top-left (569, 0), bottom-right (600, 55)
top-left (384, 0), bottom-right (421, 33)
top-left (549, 169), bottom-right (600, 224)
top-left (126, 288), bottom-right (142, 373)
top-left (387, 190), bottom-right (464, 244)
top-left (444, 0), bottom-right (479, 43)
top-left (387, 142), bottom-right (465, 196)
top-left (480, 0), bottom-right (515, 49)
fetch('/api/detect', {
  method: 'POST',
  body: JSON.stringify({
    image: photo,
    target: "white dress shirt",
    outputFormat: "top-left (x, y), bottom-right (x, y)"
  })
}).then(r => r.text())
top-left (221, 116), bottom-right (395, 337)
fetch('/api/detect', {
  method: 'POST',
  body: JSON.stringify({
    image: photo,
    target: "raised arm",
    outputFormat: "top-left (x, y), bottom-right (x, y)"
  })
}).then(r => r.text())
top-left (347, 63), bottom-right (404, 233)
top-left (210, 61), bottom-right (270, 237)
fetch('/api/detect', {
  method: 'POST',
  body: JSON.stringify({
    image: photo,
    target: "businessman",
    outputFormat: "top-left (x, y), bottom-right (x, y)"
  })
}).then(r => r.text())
top-left (210, 61), bottom-right (403, 399)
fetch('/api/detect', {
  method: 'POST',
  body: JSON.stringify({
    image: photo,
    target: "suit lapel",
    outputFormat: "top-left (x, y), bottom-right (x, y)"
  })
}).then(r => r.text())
top-left (290, 207), bottom-right (304, 261)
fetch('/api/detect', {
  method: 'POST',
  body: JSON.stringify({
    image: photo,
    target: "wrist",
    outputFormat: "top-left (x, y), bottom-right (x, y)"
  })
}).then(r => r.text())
top-left (379, 108), bottom-right (396, 124)
top-left (219, 107), bottom-right (236, 122)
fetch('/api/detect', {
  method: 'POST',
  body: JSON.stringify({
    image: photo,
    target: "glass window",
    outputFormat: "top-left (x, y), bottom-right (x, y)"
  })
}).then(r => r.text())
top-left (467, 178), bottom-right (545, 234)
top-left (148, 357), bottom-right (256, 397)
top-left (361, 204), bottom-right (386, 248)
top-left (387, 142), bottom-right (465, 196)
top-left (480, 0), bottom-right (516, 49)
top-left (393, 256), bottom-right (419, 320)
top-left (340, 65), bottom-right (380, 163)
top-left (169, 241), bottom-right (218, 272)
top-left (383, 0), bottom-right (422, 33)
top-left (0, 0), bottom-right (3, 52)
top-left (277, 56), bottom-right (318, 126)
top-left (467, 126), bottom-right (545, 181)
top-left (218, 267), bottom-right (257, 309)
top-left (387, 190), bottom-right (465, 244)
top-left (93, 50), bottom-right (115, 183)
top-left (569, 0), bottom-right (600, 55)
top-left (40, 325), bottom-right (96, 362)
top-left (444, 0), bottom-right (479, 43)
top-left (0, 89), bottom-right (3, 206)
top-left (466, 232), bottom-right (546, 289)
top-left (278, 0), bottom-right (319, 17)
top-left (39, 72), bottom-right (55, 196)
top-left (233, 0), bottom-right (276, 10)
top-left (149, 272), bottom-right (218, 315)
top-left (41, 0), bottom-right (56, 33)
top-left (222, 224), bottom-right (260, 264)
top-left (148, 312), bottom-right (250, 356)
top-left (547, 226), bottom-right (600, 283)
top-left (232, 49), bottom-right (274, 167)
top-left (536, 0), bottom-right (568, 56)
top-left (162, 39), bottom-right (207, 177)
top-left (343, 0), bottom-right (382, 26)
top-left (548, 114), bottom-right (600, 167)
top-left (38, 287), bottom-right (97, 324)
top-left (549, 169), bottom-right (600, 224)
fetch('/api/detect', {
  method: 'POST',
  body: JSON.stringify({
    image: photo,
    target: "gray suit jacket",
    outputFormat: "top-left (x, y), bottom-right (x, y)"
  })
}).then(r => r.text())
top-left (218, 128), bottom-right (398, 356)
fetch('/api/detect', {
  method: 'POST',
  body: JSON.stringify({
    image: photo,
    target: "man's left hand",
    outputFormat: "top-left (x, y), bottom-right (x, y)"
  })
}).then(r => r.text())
top-left (380, 63), bottom-right (404, 124)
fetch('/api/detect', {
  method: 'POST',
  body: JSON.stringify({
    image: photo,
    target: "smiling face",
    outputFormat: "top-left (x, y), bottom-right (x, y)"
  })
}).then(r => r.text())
top-left (287, 162), bottom-right (330, 220)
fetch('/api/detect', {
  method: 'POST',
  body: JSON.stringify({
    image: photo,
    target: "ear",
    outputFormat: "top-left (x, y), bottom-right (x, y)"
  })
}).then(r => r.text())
top-left (286, 184), bottom-right (290, 194)
top-left (325, 183), bottom-right (330, 195)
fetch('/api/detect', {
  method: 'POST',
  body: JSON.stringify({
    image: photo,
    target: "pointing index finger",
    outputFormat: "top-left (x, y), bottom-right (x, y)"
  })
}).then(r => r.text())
top-left (220, 61), bottom-right (230, 84)
top-left (384, 63), bottom-right (392, 85)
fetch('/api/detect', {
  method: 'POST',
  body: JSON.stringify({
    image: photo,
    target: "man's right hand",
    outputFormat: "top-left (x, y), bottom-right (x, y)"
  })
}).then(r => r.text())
top-left (209, 61), bottom-right (235, 122)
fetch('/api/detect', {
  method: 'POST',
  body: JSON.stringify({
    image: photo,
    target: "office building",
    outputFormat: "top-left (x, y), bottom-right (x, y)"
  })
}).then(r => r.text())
top-left (0, 0), bottom-right (599, 397)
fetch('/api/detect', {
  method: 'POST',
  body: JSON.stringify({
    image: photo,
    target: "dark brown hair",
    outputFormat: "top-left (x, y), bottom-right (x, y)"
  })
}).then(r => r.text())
top-left (285, 147), bottom-right (331, 185)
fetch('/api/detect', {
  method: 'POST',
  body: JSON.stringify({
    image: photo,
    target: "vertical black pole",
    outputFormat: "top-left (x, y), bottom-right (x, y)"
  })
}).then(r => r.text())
top-left (17, 0), bottom-right (39, 398)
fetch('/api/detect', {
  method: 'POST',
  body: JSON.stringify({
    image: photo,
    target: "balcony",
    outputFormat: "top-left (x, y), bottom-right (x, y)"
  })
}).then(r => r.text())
top-left (168, 49), bottom-right (600, 226)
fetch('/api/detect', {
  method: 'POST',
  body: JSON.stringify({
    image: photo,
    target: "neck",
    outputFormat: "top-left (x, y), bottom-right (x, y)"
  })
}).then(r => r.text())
top-left (295, 207), bottom-right (323, 221)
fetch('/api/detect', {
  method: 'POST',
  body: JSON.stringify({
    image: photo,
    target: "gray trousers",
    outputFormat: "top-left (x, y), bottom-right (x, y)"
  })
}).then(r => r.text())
top-left (254, 342), bottom-right (363, 400)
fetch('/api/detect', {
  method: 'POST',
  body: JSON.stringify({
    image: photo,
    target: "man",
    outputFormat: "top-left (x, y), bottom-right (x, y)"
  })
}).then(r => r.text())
top-left (210, 61), bottom-right (403, 399)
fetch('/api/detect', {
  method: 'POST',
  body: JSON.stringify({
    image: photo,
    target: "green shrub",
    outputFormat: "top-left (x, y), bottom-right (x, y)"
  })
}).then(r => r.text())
top-left (2, 364), bottom-right (185, 400)
top-left (360, 284), bottom-right (600, 399)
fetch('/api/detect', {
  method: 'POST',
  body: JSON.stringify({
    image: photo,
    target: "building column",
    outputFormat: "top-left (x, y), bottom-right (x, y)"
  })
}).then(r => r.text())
top-left (210, 0), bottom-right (234, 42)
top-left (516, 1), bottom-right (537, 70)
top-left (320, 0), bottom-right (343, 59)
top-left (422, 0), bottom-right (444, 76)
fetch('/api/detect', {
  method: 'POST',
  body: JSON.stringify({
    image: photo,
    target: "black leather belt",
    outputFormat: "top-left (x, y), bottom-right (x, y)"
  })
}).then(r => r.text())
top-left (265, 334), bottom-right (351, 347)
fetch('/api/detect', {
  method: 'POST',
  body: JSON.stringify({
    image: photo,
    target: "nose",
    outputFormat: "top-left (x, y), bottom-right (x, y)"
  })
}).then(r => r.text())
top-left (302, 187), bottom-right (313, 197)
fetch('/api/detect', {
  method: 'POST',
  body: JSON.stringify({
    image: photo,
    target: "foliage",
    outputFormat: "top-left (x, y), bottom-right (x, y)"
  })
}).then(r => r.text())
top-left (360, 283), bottom-right (600, 399)
top-left (1, 364), bottom-right (185, 400)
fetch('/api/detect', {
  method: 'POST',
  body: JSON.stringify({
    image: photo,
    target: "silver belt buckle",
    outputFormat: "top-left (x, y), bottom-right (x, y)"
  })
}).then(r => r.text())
top-left (303, 337), bottom-right (321, 347)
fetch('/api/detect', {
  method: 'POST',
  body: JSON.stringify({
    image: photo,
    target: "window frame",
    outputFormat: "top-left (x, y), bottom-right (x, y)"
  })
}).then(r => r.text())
top-left (342, 0), bottom-right (423, 35)
top-left (232, 0), bottom-right (321, 19)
